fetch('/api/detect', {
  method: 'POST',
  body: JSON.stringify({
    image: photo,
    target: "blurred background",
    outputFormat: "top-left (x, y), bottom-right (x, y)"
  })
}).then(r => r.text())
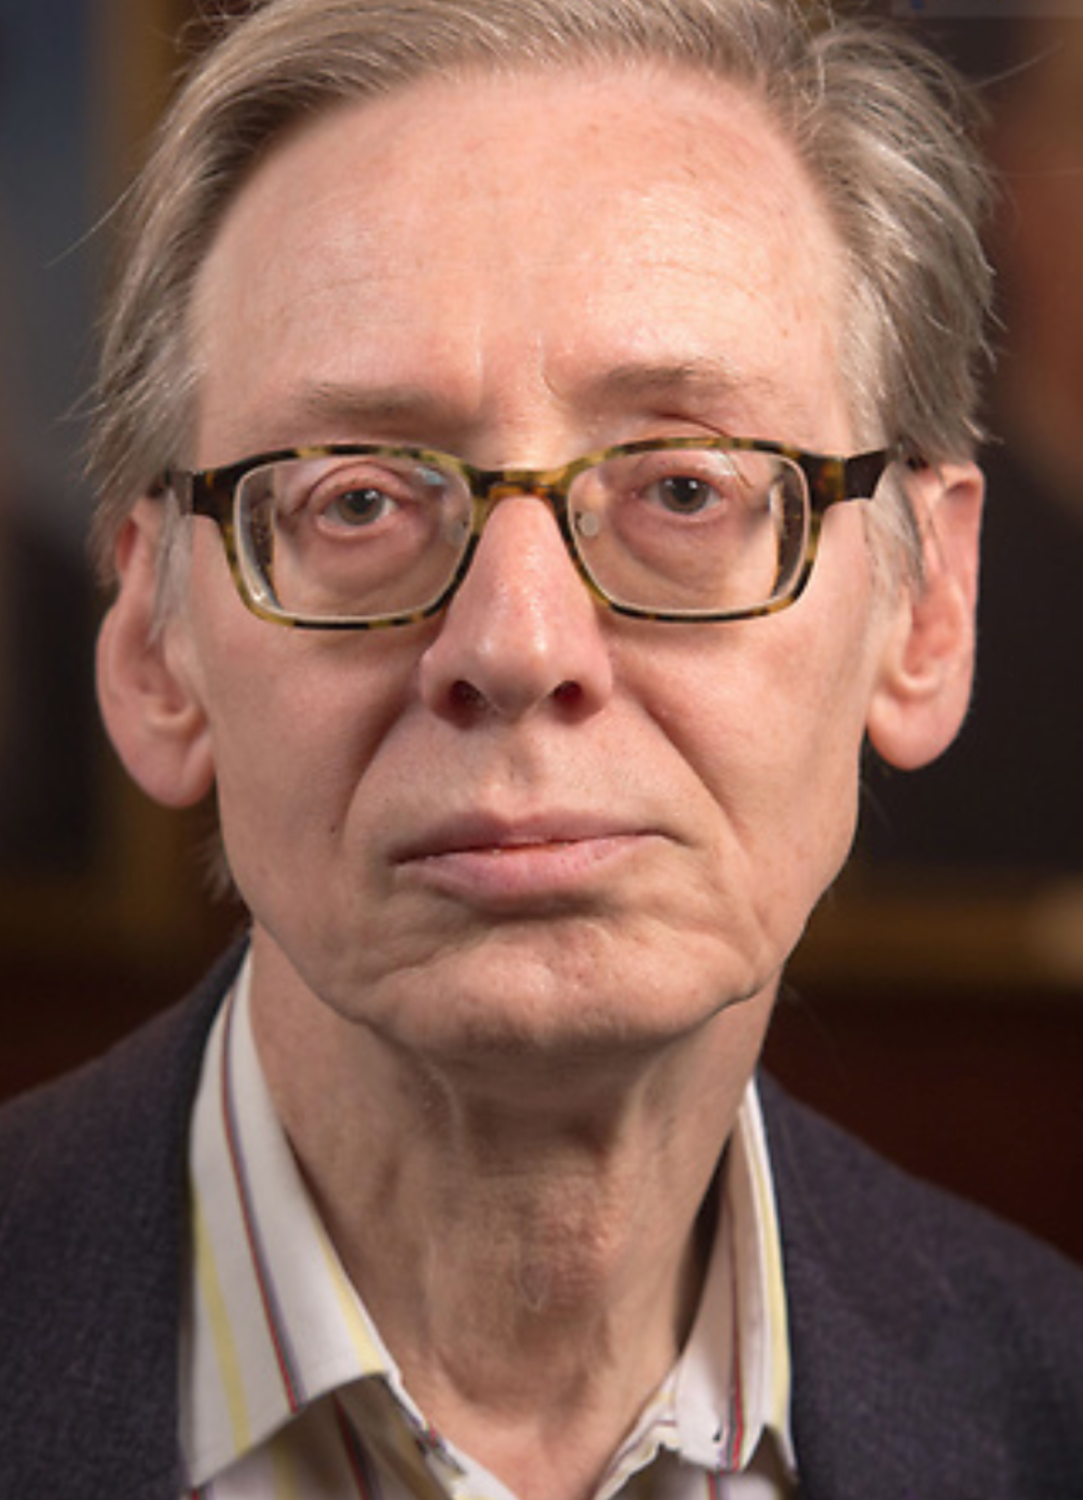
top-left (1, 0), bottom-right (1081, 1261)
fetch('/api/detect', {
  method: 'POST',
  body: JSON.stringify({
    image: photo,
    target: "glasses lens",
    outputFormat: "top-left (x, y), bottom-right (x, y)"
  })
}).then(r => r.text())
top-left (569, 446), bottom-right (809, 616)
top-left (235, 452), bottom-right (472, 622)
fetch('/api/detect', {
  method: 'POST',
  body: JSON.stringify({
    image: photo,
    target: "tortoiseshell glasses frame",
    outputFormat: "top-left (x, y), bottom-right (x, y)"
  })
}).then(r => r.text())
top-left (162, 435), bottom-right (909, 631)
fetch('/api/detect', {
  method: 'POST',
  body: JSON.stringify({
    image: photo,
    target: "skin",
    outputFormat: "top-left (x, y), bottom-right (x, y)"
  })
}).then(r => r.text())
top-left (98, 62), bottom-right (982, 1500)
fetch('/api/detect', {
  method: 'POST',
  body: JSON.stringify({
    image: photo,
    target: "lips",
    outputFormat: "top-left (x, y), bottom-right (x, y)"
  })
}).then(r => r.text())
top-left (392, 812), bottom-right (652, 903)
top-left (394, 809), bottom-right (640, 860)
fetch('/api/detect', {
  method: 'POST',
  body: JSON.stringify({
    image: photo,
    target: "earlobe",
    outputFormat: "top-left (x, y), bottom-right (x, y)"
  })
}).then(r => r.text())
top-left (96, 498), bottom-right (216, 808)
top-left (866, 460), bottom-right (984, 772)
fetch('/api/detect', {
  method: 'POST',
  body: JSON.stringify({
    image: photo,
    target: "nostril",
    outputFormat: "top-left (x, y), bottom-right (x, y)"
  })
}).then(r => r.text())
top-left (451, 680), bottom-right (485, 710)
top-left (446, 676), bottom-right (583, 716)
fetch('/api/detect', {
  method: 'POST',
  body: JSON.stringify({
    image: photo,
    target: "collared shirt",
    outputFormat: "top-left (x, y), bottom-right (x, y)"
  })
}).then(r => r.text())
top-left (180, 960), bottom-right (796, 1498)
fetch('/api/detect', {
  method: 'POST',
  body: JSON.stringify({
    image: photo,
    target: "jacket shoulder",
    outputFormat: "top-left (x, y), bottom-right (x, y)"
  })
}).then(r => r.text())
top-left (0, 946), bottom-right (242, 1500)
top-left (0, 947), bottom-right (234, 1200)
top-left (759, 1074), bottom-right (1083, 1498)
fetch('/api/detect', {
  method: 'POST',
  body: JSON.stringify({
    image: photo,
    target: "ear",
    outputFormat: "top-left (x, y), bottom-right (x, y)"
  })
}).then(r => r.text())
top-left (866, 460), bottom-right (984, 771)
top-left (96, 498), bottom-right (216, 808)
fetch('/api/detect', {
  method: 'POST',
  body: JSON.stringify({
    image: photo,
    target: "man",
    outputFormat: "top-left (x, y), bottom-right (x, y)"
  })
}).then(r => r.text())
top-left (2, 0), bottom-right (1082, 1496)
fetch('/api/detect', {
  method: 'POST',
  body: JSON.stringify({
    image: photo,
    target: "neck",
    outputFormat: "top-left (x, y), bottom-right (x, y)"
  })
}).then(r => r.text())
top-left (249, 948), bottom-right (773, 1500)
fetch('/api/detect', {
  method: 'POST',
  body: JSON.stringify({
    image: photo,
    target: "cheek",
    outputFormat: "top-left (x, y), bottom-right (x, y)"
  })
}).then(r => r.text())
top-left (644, 602), bottom-right (878, 925)
top-left (187, 587), bottom-right (417, 905)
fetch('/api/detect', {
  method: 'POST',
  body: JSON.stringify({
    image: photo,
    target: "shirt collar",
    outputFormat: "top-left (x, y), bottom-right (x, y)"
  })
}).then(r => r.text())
top-left (596, 1081), bottom-right (794, 1496)
top-left (676, 1080), bottom-right (795, 1473)
top-left (180, 960), bottom-right (404, 1484)
top-left (180, 957), bottom-right (793, 1489)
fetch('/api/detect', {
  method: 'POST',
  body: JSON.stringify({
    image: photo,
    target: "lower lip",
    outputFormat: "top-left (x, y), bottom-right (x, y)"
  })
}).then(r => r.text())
top-left (400, 835), bottom-right (644, 904)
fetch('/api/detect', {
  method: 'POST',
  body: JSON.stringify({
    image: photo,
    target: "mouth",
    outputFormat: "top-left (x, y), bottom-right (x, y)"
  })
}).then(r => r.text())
top-left (393, 813), bottom-right (654, 904)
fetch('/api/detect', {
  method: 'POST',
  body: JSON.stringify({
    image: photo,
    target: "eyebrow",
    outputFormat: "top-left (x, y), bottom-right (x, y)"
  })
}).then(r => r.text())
top-left (591, 357), bottom-right (746, 402)
top-left (281, 380), bottom-right (456, 436)
top-left (582, 357), bottom-right (791, 423)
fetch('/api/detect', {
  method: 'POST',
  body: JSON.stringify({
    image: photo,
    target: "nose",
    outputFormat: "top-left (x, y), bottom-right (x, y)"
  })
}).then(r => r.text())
top-left (418, 495), bottom-right (614, 722)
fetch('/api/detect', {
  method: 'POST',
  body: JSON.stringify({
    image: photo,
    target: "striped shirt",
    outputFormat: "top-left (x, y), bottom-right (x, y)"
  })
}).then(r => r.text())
top-left (180, 960), bottom-right (796, 1498)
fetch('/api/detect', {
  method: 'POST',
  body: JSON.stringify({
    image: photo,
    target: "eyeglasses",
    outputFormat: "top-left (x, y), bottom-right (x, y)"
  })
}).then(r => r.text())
top-left (164, 436), bottom-right (904, 630)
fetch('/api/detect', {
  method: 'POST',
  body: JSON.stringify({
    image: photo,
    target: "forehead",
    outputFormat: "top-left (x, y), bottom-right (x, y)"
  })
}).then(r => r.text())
top-left (191, 62), bottom-right (850, 456)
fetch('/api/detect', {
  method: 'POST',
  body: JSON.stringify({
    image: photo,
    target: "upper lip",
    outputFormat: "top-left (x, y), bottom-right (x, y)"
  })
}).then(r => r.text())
top-left (392, 810), bottom-right (649, 864)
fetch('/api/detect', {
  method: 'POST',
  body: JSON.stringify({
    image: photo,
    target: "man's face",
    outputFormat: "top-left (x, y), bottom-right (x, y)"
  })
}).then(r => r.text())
top-left (149, 65), bottom-right (914, 1065)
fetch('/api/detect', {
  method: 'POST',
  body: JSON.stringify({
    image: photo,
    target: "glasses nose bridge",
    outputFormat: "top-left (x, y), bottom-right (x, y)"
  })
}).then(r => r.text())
top-left (469, 465), bottom-right (572, 536)
top-left (453, 465), bottom-right (587, 601)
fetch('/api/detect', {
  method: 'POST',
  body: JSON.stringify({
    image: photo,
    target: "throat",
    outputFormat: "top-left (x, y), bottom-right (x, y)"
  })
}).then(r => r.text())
top-left (321, 1111), bottom-right (722, 1417)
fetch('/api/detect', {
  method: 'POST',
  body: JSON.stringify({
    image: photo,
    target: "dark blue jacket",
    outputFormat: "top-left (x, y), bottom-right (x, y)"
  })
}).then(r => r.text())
top-left (2, 948), bottom-right (1082, 1499)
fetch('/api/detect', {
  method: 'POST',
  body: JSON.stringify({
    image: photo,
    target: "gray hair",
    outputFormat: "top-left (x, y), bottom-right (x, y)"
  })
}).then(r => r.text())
top-left (87, 0), bottom-right (994, 582)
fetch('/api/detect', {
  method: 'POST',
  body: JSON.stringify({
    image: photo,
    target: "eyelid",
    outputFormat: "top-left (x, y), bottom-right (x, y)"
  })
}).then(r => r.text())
top-left (613, 447), bottom-right (746, 492)
top-left (282, 454), bottom-right (418, 509)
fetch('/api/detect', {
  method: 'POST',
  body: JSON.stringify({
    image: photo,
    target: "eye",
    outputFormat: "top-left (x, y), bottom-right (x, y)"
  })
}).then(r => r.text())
top-left (319, 482), bottom-right (398, 530)
top-left (635, 453), bottom-right (747, 519)
top-left (299, 456), bottom-right (447, 535)
top-left (648, 473), bottom-right (726, 516)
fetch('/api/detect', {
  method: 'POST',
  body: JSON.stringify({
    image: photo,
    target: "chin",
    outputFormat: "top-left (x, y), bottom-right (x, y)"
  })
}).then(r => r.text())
top-left (353, 929), bottom-right (779, 1074)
